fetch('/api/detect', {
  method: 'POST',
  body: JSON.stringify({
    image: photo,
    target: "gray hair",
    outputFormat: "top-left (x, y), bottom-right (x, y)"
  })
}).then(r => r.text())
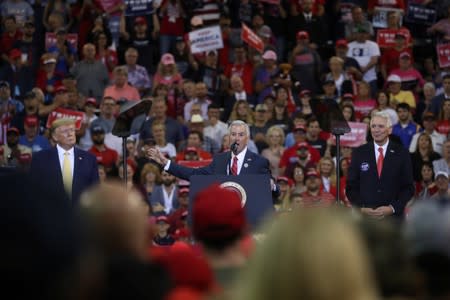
top-left (370, 111), bottom-right (392, 128)
top-left (228, 120), bottom-right (250, 137)
top-left (423, 82), bottom-right (436, 91)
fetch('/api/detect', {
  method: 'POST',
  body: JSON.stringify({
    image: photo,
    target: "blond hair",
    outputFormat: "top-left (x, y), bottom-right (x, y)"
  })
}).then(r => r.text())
top-left (234, 209), bottom-right (378, 300)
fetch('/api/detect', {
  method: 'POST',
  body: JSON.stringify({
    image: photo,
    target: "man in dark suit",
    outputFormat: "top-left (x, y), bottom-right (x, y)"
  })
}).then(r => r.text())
top-left (347, 111), bottom-right (414, 218)
top-left (147, 120), bottom-right (277, 191)
top-left (30, 118), bottom-right (99, 204)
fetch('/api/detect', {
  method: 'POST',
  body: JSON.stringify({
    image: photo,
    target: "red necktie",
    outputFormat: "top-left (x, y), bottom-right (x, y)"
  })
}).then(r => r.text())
top-left (231, 156), bottom-right (238, 175)
top-left (377, 147), bottom-right (384, 177)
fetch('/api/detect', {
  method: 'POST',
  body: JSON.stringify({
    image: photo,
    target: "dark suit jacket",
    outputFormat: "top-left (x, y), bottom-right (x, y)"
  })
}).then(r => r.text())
top-left (149, 185), bottom-right (179, 215)
top-left (168, 150), bottom-right (270, 180)
top-left (346, 140), bottom-right (414, 216)
top-left (30, 147), bottom-right (99, 204)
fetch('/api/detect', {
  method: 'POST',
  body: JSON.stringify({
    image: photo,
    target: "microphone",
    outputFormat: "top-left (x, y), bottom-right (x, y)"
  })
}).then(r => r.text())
top-left (230, 142), bottom-right (238, 155)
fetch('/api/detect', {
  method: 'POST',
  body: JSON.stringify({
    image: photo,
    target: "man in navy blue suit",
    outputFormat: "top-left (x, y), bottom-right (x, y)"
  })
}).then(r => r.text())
top-left (30, 118), bottom-right (99, 204)
top-left (147, 120), bottom-right (278, 192)
top-left (347, 111), bottom-right (414, 218)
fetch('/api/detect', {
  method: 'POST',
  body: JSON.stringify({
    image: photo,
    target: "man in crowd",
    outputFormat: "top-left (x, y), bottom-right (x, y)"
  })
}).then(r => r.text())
top-left (150, 171), bottom-right (179, 216)
top-left (301, 169), bottom-right (335, 207)
top-left (0, 127), bottom-right (31, 168)
top-left (409, 112), bottom-right (446, 155)
top-left (70, 43), bottom-right (109, 101)
top-left (88, 124), bottom-right (119, 174)
top-left (18, 115), bottom-right (50, 152)
top-left (392, 103), bottom-right (420, 149)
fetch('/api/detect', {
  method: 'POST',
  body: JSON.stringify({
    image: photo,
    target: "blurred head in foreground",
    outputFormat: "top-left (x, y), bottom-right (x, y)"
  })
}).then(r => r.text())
top-left (233, 209), bottom-right (378, 300)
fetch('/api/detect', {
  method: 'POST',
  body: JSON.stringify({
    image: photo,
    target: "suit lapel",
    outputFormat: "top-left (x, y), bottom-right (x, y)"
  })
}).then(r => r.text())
top-left (72, 148), bottom-right (82, 198)
top-left (381, 142), bottom-right (396, 178)
top-left (51, 147), bottom-right (64, 188)
top-left (368, 143), bottom-right (379, 180)
top-left (239, 151), bottom-right (254, 175)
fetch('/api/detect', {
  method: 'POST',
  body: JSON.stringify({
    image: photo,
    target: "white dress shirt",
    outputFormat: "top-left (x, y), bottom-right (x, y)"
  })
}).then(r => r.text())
top-left (56, 144), bottom-right (74, 178)
top-left (374, 140), bottom-right (388, 163)
top-left (228, 147), bottom-right (248, 175)
top-left (162, 186), bottom-right (175, 214)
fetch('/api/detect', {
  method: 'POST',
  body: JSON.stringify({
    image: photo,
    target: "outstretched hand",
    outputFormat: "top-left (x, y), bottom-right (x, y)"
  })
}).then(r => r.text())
top-left (146, 147), bottom-right (168, 167)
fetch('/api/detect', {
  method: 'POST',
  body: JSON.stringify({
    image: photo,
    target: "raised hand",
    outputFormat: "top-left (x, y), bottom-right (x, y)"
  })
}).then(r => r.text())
top-left (146, 147), bottom-right (168, 166)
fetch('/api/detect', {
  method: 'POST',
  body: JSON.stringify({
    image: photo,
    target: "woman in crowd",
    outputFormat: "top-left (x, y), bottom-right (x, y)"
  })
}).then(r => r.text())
top-left (86, 15), bottom-right (112, 46)
top-left (234, 209), bottom-right (378, 300)
top-left (297, 90), bottom-right (314, 119)
top-left (415, 82), bottom-right (436, 125)
top-left (152, 122), bottom-right (177, 160)
top-left (342, 104), bottom-right (356, 122)
top-left (267, 93), bottom-right (290, 133)
top-left (353, 81), bottom-right (376, 121)
top-left (261, 126), bottom-right (285, 177)
top-left (436, 99), bottom-right (450, 136)
top-left (139, 163), bottom-right (162, 204)
top-left (43, 0), bottom-right (73, 31)
top-left (317, 157), bottom-right (337, 196)
top-left (291, 164), bottom-right (306, 194)
top-left (94, 31), bottom-right (117, 77)
top-left (228, 100), bottom-right (254, 125)
top-left (325, 56), bottom-right (355, 97)
top-left (411, 162), bottom-right (438, 205)
top-left (152, 53), bottom-right (183, 118)
top-left (410, 133), bottom-right (441, 181)
top-left (374, 90), bottom-right (398, 125)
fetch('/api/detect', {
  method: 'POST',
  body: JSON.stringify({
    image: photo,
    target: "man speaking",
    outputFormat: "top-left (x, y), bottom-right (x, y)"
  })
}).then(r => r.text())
top-left (147, 120), bottom-right (277, 190)
top-left (346, 112), bottom-right (414, 218)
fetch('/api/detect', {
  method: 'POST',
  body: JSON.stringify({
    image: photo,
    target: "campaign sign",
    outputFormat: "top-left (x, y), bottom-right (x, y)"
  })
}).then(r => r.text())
top-left (330, 122), bottom-right (367, 147)
top-left (376, 29), bottom-right (411, 48)
top-left (437, 43), bottom-right (450, 68)
top-left (372, 7), bottom-right (404, 28)
top-left (45, 32), bottom-right (78, 50)
top-left (405, 3), bottom-right (436, 25)
top-left (124, 0), bottom-right (154, 16)
top-left (241, 23), bottom-right (264, 53)
top-left (189, 25), bottom-right (224, 54)
top-left (46, 108), bottom-right (84, 130)
top-left (178, 160), bottom-right (212, 168)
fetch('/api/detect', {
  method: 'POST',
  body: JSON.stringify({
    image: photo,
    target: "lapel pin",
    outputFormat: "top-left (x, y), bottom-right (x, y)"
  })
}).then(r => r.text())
top-left (79, 157), bottom-right (82, 160)
top-left (390, 150), bottom-right (394, 153)
top-left (244, 163), bottom-right (249, 168)
top-left (247, 158), bottom-right (252, 161)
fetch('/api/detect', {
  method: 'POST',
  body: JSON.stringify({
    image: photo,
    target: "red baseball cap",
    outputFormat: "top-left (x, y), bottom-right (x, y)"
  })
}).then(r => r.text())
top-left (185, 147), bottom-right (198, 154)
top-left (55, 85), bottom-right (67, 93)
top-left (24, 115), bottom-right (39, 127)
top-left (192, 184), bottom-right (246, 242)
top-left (134, 16), bottom-right (147, 26)
top-left (335, 39), bottom-right (348, 48)
top-left (7, 127), bottom-right (20, 135)
top-left (85, 97), bottom-right (97, 107)
top-left (9, 48), bottom-right (22, 60)
top-left (306, 169), bottom-right (320, 178)
top-left (297, 141), bottom-right (309, 149)
top-left (399, 52), bottom-right (411, 59)
top-left (156, 215), bottom-right (169, 224)
top-left (342, 93), bottom-right (355, 100)
top-left (297, 31), bottom-right (309, 40)
top-left (178, 187), bottom-right (190, 195)
top-left (299, 89), bottom-right (312, 97)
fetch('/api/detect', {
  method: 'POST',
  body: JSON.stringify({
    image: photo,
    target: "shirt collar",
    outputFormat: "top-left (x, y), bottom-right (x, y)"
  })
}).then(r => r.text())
top-left (57, 144), bottom-right (74, 155)
top-left (373, 139), bottom-right (389, 153)
top-left (232, 146), bottom-right (248, 161)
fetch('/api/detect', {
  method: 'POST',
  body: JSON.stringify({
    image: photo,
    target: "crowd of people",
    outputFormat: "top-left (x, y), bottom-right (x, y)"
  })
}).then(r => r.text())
top-left (1, 0), bottom-right (450, 297)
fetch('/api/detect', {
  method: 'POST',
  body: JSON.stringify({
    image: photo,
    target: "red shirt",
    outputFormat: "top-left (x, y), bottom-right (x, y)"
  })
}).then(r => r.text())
top-left (300, 190), bottom-right (335, 208)
top-left (89, 145), bottom-right (118, 169)
top-left (279, 143), bottom-right (321, 169)
top-left (436, 120), bottom-right (450, 136)
top-left (224, 61), bottom-right (254, 95)
top-left (159, 0), bottom-right (185, 36)
top-left (1, 30), bottom-right (23, 56)
top-left (381, 47), bottom-right (412, 76)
